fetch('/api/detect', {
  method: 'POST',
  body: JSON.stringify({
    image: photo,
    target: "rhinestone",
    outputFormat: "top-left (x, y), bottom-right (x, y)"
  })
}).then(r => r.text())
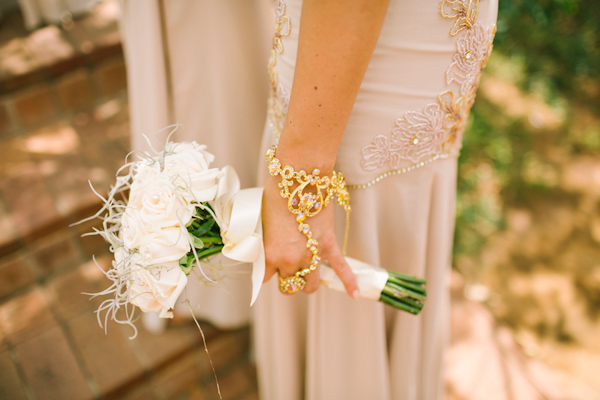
top-left (411, 136), bottom-right (419, 145)
top-left (296, 213), bottom-right (306, 222)
top-left (312, 168), bottom-right (320, 176)
top-left (302, 227), bottom-right (310, 234)
top-left (314, 202), bottom-right (321, 209)
top-left (309, 244), bottom-right (317, 252)
top-left (291, 198), bottom-right (298, 206)
top-left (464, 51), bottom-right (472, 59)
top-left (309, 178), bottom-right (316, 186)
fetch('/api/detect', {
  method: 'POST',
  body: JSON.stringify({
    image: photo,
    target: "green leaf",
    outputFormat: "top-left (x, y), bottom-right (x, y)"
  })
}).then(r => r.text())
top-left (191, 236), bottom-right (205, 249)
top-left (191, 219), bottom-right (215, 237)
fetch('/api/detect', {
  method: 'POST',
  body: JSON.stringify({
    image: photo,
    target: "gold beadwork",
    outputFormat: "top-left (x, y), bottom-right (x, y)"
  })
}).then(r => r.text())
top-left (440, 0), bottom-right (480, 36)
top-left (267, 1), bottom-right (291, 140)
top-left (358, 5), bottom-right (496, 188)
top-left (349, 153), bottom-right (452, 189)
top-left (266, 145), bottom-right (351, 294)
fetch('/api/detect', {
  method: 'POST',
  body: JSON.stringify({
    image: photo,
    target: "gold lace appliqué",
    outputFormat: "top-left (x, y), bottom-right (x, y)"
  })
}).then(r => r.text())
top-left (356, 2), bottom-right (495, 188)
top-left (267, 0), bottom-right (291, 140)
top-left (440, 0), bottom-right (480, 36)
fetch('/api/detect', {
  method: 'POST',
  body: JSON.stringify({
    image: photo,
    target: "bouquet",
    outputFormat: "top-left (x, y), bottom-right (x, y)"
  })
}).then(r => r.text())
top-left (80, 127), bottom-right (426, 338)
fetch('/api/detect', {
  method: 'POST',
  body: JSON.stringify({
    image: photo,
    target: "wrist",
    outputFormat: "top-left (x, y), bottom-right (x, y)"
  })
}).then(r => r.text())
top-left (276, 128), bottom-right (340, 173)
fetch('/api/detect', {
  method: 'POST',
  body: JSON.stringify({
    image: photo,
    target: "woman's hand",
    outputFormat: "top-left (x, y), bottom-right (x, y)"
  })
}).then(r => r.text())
top-left (260, 0), bottom-right (390, 298)
top-left (262, 172), bottom-right (359, 298)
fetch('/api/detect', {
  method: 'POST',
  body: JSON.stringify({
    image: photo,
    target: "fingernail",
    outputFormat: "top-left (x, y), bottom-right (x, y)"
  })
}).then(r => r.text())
top-left (352, 290), bottom-right (360, 299)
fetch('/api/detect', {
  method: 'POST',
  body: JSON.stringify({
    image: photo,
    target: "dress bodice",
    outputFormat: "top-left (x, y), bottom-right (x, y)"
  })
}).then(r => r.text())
top-left (267, 0), bottom-right (499, 188)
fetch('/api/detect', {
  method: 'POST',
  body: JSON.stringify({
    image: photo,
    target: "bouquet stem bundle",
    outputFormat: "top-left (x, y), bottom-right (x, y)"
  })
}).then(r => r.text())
top-left (320, 257), bottom-right (427, 315)
top-left (380, 271), bottom-right (426, 315)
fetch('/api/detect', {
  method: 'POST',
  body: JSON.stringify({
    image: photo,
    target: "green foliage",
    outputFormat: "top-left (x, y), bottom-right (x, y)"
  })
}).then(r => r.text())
top-left (454, 0), bottom-right (600, 260)
top-left (494, 0), bottom-right (600, 105)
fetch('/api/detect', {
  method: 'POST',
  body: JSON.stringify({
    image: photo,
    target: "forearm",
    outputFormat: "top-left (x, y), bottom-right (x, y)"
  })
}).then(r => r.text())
top-left (277, 0), bottom-right (390, 172)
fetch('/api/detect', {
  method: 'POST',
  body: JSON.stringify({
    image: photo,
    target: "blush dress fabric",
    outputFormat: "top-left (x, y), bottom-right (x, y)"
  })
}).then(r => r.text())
top-left (252, 1), bottom-right (498, 399)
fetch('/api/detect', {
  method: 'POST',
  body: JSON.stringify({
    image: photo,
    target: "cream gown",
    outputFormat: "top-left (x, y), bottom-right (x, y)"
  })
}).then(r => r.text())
top-left (118, 0), bottom-right (272, 328)
top-left (253, 1), bottom-right (499, 399)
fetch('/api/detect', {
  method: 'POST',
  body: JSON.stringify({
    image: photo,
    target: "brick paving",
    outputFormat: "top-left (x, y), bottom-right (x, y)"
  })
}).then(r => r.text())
top-left (0, 3), bottom-right (257, 400)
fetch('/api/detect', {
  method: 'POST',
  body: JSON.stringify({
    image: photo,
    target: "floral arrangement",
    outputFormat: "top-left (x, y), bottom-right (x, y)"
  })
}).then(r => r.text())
top-left (79, 127), bottom-right (264, 337)
top-left (79, 126), bottom-right (426, 339)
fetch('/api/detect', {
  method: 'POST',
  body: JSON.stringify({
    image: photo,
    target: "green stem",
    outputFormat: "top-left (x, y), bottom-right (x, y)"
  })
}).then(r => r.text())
top-left (379, 293), bottom-right (420, 315)
top-left (199, 236), bottom-right (223, 245)
top-left (195, 245), bottom-right (224, 260)
top-left (387, 270), bottom-right (426, 284)
top-left (384, 282), bottom-right (426, 302)
top-left (386, 276), bottom-right (427, 294)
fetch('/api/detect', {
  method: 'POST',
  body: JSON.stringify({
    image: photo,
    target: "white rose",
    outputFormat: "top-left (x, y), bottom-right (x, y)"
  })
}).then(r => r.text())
top-left (166, 141), bottom-right (215, 164)
top-left (176, 168), bottom-right (223, 203)
top-left (129, 177), bottom-right (194, 228)
top-left (128, 258), bottom-right (188, 318)
top-left (130, 161), bottom-right (160, 193)
top-left (163, 143), bottom-right (223, 203)
top-left (120, 210), bottom-right (150, 249)
top-left (138, 226), bottom-right (191, 265)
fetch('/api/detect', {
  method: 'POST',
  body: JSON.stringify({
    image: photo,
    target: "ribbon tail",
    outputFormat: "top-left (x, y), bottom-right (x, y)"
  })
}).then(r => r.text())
top-left (320, 257), bottom-right (388, 301)
top-left (218, 186), bottom-right (265, 306)
top-left (250, 220), bottom-right (265, 306)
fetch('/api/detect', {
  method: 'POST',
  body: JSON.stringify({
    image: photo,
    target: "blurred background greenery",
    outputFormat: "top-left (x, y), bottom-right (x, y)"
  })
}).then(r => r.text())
top-left (454, 0), bottom-right (600, 393)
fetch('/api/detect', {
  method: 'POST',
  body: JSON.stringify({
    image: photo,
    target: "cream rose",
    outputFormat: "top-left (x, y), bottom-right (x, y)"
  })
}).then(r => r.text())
top-left (138, 227), bottom-right (191, 265)
top-left (120, 210), bottom-right (149, 249)
top-left (127, 257), bottom-right (188, 318)
top-left (128, 177), bottom-right (194, 228)
top-left (162, 142), bottom-right (223, 203)
top-left (130, 162), bottom-right (160, 193)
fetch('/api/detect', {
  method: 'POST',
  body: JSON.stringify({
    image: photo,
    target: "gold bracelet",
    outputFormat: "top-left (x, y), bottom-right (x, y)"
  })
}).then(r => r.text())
top-left (266, 145), bottom-right (351, 294)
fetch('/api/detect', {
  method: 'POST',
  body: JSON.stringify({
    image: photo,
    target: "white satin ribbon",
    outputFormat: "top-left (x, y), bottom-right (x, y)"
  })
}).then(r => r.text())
top-left (211, 167), bottom-right (265, 306)
top-left (320, 257), bottom-right (389, 301)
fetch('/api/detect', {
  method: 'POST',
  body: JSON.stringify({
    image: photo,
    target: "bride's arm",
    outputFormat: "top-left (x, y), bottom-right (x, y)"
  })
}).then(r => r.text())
top-left (263, 0), bottom-right (390, 296)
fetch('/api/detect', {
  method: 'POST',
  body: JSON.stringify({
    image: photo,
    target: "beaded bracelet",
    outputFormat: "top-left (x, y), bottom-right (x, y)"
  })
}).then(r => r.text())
top-left (265, 145), bottom-right (351, 294)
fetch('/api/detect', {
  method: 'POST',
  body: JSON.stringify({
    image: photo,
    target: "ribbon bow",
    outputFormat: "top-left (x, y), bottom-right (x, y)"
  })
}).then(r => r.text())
top-left (210, 167), bottom-right (265, 305)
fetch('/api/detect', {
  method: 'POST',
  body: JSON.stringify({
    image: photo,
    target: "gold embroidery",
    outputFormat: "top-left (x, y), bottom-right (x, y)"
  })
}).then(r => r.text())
top-left (440, 0), bottom-right (480, 36)
top-left (267, 0), bottom-right (291, 140)
top-left (359, 7), bottom-right (496, 183)
top-left (439, 91), bottom-right (468, 150)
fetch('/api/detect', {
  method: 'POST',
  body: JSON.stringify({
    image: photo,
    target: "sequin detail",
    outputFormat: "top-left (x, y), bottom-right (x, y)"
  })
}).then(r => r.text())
top-left (440, 0), bottom-right (480, 36)
top-left (267, 0), bottom-right (291, 140)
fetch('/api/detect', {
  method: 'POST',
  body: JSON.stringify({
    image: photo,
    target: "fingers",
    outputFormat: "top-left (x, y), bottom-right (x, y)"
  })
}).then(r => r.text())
top-left (302, 267), bottom-right (320, 293)
top-left (324, 242), bottom-right (360, 299)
